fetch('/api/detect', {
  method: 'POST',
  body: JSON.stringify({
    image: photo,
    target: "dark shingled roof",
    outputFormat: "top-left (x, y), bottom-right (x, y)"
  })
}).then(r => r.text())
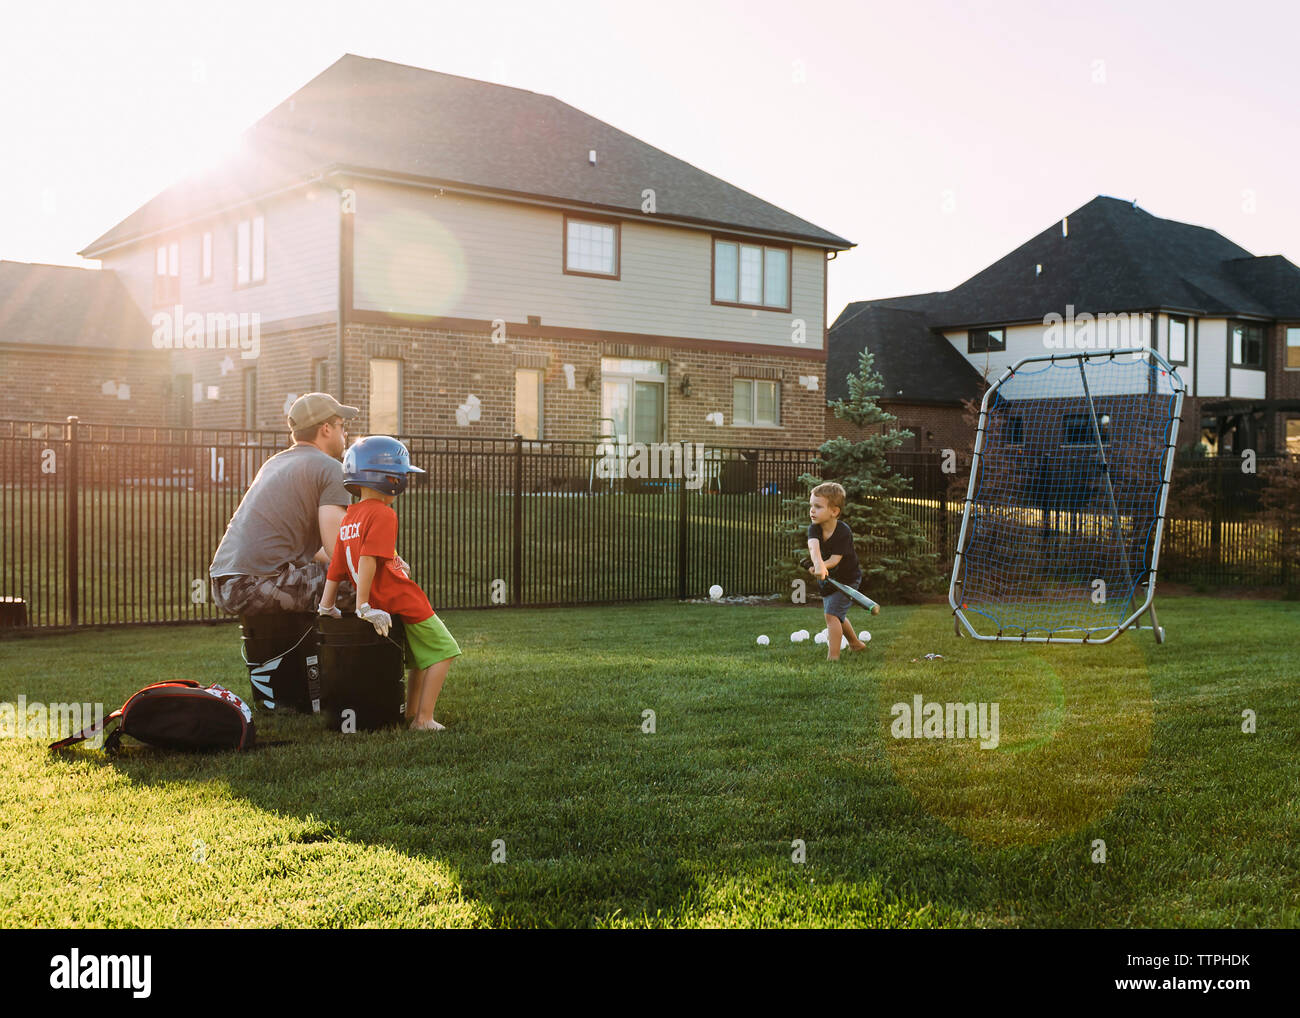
top-left (0, 261), bottom-right (150, 350)
top-left (827, 299), bottom-right (985, 406)
top-left (829, 196), bottom-right (1300, 406)
top-left (82, 54), bottom-right (852, 256)
top-left (930, 195), bottom-right (1298, 326)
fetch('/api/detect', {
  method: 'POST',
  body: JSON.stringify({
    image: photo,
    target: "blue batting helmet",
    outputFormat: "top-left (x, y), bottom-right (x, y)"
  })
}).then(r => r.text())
top-left (342, 436), bottom-right (426, 496)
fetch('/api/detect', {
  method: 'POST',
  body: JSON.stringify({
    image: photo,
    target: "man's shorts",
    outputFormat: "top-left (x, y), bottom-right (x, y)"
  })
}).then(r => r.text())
top-left (404, 614), bottom-right (462, 670)
top-left (211, 560), bottom-right (355, 616)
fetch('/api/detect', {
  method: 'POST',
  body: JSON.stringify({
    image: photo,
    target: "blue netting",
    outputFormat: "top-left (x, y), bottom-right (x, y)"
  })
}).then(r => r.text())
top-left (954, 351), bottom-right (1183, 639)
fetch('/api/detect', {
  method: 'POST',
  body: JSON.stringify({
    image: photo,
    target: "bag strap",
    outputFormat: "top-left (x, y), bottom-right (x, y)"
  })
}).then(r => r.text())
top-left (49, 708), bottom-right (123, 751)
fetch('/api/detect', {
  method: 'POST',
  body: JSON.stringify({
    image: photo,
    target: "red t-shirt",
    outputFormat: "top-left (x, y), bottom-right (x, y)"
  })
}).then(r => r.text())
top-left (326, 499), bottom-right (433, 623)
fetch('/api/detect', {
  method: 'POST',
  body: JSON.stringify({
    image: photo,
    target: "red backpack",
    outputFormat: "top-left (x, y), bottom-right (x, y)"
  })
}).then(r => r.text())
top-left (50, 680), bottom-right (256, 753)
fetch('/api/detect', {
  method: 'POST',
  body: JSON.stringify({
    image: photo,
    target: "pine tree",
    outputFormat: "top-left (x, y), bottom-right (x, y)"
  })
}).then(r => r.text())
top-left (778, 347), bottom-right (941, 602)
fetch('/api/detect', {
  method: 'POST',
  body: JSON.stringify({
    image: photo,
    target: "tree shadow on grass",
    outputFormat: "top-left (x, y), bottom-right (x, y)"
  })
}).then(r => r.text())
top-left (47, 675), bottom-right (988, 928)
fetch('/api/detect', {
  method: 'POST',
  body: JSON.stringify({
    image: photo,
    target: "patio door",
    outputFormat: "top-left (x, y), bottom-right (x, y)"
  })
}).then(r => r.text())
top-left (601, 359), bottom-right (665, 444)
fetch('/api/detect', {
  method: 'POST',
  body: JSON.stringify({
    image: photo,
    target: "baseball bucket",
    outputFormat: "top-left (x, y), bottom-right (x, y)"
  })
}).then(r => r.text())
top-left (316, 615), bottom-right (406, 732)
top-left (239, 612), bottom-right (322, 713)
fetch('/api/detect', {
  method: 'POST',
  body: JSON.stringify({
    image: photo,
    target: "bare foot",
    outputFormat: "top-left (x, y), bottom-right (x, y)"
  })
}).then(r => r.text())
top-left (409, 719), bottom-right (446, 732)
top-left (848, 640), bottom-right (868, 652)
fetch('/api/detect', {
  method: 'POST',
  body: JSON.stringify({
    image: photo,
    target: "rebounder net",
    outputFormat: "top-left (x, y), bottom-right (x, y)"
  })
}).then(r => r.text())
top-left (950, 349), bottom-right (1184, 641)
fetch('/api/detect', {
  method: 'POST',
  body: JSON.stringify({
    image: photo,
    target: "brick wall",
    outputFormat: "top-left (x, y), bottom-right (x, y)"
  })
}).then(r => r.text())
top-left (1266, 321), bottom-right (1300, 452)
top-left (826, 400), bottom-right (970, 453)
top-left (184, 323), bottom-right (338, 431)
top-left (0, 347), bottom-right (170, 425)
top-left (332, 323), bottom-right (826, 447)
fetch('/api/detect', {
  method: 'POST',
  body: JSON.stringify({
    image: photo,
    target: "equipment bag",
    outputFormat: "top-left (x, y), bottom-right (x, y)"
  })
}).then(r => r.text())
top-left (49, 680), bottom-right (255, 753)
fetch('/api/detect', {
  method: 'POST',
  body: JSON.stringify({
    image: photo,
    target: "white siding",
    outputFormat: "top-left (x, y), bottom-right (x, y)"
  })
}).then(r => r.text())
top-left (1230, 368), bottom-right (1266, 398)
top-left (1196, 319), bottom-right (1228, 397)
top-left (98, 190), bottom-right (339, 326)
top-left (351, 182), bottom-right (824, 350)
top-left (944, 314), bottom-right (1152, 388)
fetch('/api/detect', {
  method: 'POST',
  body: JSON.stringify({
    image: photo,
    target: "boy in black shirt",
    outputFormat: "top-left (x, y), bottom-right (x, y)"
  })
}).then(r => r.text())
top-left (807, 481), bottom-right (869, 661)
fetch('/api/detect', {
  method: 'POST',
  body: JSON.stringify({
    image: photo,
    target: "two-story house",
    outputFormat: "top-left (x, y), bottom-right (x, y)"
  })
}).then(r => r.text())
top-left (76, 54), bottom-right (852, 450)
top-left (828, 196), bottom-right (1300, 455)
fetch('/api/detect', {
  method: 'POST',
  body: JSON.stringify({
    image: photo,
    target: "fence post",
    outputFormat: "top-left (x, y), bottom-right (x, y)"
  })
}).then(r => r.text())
top-left (511, 433), bottom-right (522, 606)
top-left (65, 415), bottom-right (79, 628)
top-left (677, 460), bottom-right (688, 600)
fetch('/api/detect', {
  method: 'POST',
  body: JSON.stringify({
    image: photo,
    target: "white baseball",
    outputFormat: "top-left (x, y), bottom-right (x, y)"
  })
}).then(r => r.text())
top-left (757, 635), bottom-right (770, 646)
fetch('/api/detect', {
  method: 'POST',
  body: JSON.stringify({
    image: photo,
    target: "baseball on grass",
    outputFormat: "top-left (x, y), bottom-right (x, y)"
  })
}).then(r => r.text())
top-left (708, 584), bottom-right (723, 600)
top-left (756, 635), bottom-right (770, 646)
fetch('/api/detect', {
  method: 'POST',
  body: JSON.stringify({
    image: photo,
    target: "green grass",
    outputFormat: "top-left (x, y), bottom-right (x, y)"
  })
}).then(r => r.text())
top-left (1, 598), bottom-right (1296, 928)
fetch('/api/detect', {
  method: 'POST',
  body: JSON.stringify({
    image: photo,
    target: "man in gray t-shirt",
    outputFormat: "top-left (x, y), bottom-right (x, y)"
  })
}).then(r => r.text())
top-left (210, 393), bottom-right (359, 616)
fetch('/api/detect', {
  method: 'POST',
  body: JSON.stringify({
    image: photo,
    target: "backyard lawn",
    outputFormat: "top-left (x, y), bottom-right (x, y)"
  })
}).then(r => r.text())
top-left (1, 597), bottom-right (1295, 928)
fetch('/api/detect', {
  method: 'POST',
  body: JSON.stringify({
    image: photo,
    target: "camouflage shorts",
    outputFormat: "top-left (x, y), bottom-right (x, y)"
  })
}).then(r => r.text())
top-left (211, 561), bottom-right (356, 616)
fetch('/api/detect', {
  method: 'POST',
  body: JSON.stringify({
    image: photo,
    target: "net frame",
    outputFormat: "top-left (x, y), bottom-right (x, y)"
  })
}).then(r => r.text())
top-left (948, 346), bottom-right (1186, 644)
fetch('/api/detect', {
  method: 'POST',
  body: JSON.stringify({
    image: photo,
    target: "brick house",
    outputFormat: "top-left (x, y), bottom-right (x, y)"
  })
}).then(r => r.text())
top-left (827, 196), bottom-right (1300, 455)
top-left (76, 54), bottom-right (852, 449)
top-left (0, 260), bottom-right (167, 424)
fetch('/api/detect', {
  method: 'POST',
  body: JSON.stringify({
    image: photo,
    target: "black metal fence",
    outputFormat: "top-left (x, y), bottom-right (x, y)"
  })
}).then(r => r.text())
top-left (0, 419), bottom-right (1290, 631)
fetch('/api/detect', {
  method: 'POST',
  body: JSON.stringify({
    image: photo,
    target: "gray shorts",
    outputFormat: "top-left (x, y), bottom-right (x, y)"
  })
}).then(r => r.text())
top-left (211, 560), bottom-right (356, 616)
top-left (822, 589), bottom-right (854, 621)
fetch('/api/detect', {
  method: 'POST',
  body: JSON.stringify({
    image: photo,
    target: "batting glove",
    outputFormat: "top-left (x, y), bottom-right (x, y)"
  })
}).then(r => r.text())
top-left (357, 602), bottom-right (392, 636)
top-left (317, 603), bottom-right (342, 618)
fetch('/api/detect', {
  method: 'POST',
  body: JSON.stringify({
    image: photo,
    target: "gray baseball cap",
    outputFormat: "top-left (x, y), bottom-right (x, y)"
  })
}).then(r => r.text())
top-left (287, 392), bottom-right (359, 430)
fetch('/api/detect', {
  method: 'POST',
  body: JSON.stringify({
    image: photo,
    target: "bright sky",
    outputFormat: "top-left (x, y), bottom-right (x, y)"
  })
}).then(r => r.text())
top-left (3, 0), bottom-right (1298, 320)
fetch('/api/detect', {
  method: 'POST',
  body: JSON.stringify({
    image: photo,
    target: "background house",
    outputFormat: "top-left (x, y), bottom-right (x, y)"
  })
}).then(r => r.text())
top-left (0, 261), bottom-right (165, 424)
top-left (828, 196), bottom-right (1300, 456)
top-left (72, 54), bottom-right (852, 448)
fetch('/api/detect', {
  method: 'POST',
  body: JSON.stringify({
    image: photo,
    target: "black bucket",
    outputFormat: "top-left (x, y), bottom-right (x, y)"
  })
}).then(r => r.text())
top-left (240, 612), bottom-right (321, 713)
top-left (317, 615), bottom-right (406, 732)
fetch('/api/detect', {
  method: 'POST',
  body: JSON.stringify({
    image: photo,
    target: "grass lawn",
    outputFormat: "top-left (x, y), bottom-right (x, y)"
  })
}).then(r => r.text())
top-left (1, 597), bottom-right (1296, 928)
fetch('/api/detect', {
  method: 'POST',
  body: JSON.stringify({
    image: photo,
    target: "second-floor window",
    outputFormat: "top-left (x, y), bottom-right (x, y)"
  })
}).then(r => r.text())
top-left (713, 239), bottom-right (790, 310)
top-left (1286, 327), bottom-right (1300, 369)
top-left (1169, 316), bottom-right (1188, 364)
top-left (200, 231), bottom-right (213, 282)
top-left (733, 378), bottom-right (780, 427)
top-left (564, 217), bottom-right (619, 277)
top-left (968, 328), bottom-right (1005, 353)
top-left (236, 214), bottom-right (265, 287)
top-left (1230, 321), bottom-right (1265, 369)
top-left (153, 240), bottom-right (179, 304)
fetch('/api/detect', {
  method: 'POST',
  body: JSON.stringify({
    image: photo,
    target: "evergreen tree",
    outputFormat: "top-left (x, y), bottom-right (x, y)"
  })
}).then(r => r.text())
top-left (778, 347), bottom-right (941, 602)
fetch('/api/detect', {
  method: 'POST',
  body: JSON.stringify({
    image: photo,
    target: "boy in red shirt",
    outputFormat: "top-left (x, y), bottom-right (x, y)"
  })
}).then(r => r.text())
top-left (318, 436), bottom-right (460, 732)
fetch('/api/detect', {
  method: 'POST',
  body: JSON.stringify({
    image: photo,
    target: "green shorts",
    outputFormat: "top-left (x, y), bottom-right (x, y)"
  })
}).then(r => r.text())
top-left (404, 614), bottom-right (462, 670)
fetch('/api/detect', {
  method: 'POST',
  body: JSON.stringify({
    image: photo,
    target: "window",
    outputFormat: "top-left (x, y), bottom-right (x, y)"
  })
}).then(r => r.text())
top-left (1287, 418), bottom-right (1300, 454)
top-left (312, 358), bottom-right (329, 395)
top-left (564, 217), bottom-right (619, 277)
top-left (712, 239), bottom-right (790, 310)
top-left (236, 214), bottom-right (265, 286)
top-left (733, 379), bottom-right (780, 427)
top-left (968, 328), bottom-right (1005, 353)
top-left (200, 231), bottom-right (213, 282)
top-left (369, 359), bottom-right (401, 435)
top-left (243, 369), bottom-right (257, 429)
top-left (1286, 327), bottom-right (1300, 369)
top-left (1169, 316), bottom-right (1188, 364)
top-left (515, 368), bottom-right (543, 440)
top-left (601, 359), bottom-right (665, 444)
top-left (1062, 413), bottom-right (1108, 446)
top-left (1230, 321), bottom-right (1265, 368)
top-left (153, 240), bottom-right (180, 304)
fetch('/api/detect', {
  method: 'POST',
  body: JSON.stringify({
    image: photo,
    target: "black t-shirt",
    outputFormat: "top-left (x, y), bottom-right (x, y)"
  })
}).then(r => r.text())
top-left (807, 520), bottom-right (861, 587)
